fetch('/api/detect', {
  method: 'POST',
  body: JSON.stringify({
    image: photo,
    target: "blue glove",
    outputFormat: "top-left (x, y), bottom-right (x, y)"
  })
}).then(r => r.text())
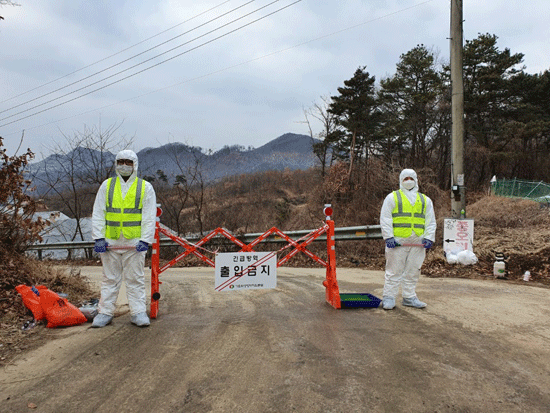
top-left (422, 238), bottom-right (434, 249)
top-left (385, 237), bottom-right (398, 249)
top-left (136, 240), bottom-right (149, 252)
top-left (94, 238), bottom-right (108, 253)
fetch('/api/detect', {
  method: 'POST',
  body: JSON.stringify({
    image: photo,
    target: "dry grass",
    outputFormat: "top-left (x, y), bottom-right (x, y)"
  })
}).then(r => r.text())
top-left (0, 249), bottom-right (96, 364)
top-left (424, 196), bottom-right (550, 284)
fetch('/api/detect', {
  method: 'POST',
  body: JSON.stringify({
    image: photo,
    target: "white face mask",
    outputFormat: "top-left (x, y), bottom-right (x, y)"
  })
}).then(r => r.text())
top-left (402, 180), bottom-right (415, 190)
top-left (116, 165), bottom-right (134, 177)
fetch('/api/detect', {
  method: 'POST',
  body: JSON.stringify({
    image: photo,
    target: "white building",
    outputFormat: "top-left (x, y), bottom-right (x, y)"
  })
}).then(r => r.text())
top-left (30, 212), bottom-right (93, 259)
top-left (30, 211), bottom-right (174, 260)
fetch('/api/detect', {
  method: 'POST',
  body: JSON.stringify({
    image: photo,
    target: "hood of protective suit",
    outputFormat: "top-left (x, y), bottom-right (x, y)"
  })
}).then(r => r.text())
top-left (399, 168), bottom-right (419, 204)
top-left (115, 149), bottom-right (138, 181)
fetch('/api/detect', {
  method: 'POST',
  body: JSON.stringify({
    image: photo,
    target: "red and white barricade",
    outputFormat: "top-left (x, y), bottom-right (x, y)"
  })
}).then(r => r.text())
top-left (149, 205), bottom-right (344, 318)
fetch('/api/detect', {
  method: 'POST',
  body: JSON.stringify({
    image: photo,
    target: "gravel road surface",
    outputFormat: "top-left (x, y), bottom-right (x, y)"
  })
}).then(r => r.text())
top-left (1, 267), bottom-right (549, 413)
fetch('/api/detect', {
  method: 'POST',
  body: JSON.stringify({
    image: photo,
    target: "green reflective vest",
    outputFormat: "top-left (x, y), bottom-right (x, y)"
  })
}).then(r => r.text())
top-left (391, 190), bottom-right (426, 238)
top-left (104, 177), bottom-right (145, 240)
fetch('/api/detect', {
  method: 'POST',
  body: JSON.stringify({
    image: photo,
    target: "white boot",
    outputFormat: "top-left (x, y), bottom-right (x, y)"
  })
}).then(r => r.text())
top-left (382, 296), bottom-right (396, 310)
top-left (91, 313), bottom-right (113, 328)
top-left (131, 312), bottom-right (150, 327)
top-left (402, 296), bottom-right (427, 308)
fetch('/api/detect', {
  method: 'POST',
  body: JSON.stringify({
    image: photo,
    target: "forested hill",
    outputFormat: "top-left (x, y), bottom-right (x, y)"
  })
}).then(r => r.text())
top-left (28, 133), bottom-right (319, 194)
top-left (137, 133), bottom-right (319, 182)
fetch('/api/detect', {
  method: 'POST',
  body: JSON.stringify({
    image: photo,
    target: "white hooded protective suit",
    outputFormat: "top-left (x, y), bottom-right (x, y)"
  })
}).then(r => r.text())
top-left (92, 150), bottom-right (157, 316)
top-left (379, 169), bottom-right (436, 299)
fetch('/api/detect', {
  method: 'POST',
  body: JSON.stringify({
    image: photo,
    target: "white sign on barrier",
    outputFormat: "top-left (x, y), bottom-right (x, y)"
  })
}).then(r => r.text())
top-left (443, 218), bottom-right (474, 253)
top-left (214, 252), bottom-right (277, 291)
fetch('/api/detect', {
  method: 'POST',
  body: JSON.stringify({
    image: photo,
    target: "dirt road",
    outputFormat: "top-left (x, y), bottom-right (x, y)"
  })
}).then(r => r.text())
top-left (1, 267), bottom-right (550, 413)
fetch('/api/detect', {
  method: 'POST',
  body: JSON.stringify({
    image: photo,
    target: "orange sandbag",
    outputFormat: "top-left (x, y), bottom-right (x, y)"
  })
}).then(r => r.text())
top-left (15, 285), bottom-right (48, 321)
top-left (39, 289), bottom-right (87, 328)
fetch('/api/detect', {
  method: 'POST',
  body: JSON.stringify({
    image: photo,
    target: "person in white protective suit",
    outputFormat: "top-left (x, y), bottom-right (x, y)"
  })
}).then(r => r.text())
top-left (91, 150), bottom-right (157, 327)
top-left (379, 169), bottom-right (436, 310)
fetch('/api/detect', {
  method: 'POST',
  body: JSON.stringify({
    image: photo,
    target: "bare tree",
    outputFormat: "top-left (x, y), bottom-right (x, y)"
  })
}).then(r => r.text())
top-left (72, 121), bottom-right (132, 185)
top-left (303, 96), bottom-right (340, 177)
top-left (152, 170), bottom-right (190, 237)
top-left (30, 121), bottom-right (132, 255)
top-left (189, 164), bottom-right (206, 235)
top-left (151, 143), bottom-right (208, 236)
top-left (0, 1), bottom-right (21, 20)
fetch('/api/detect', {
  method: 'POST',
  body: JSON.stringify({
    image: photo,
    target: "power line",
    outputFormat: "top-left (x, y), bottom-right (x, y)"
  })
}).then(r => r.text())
top-left (0, 0), bottom-right (232, 105)
top-left (0, 0), bottom-right (302, 128)
top-left (0, 0), bottom-right (256, 116)
top-left (1, 0), bottom-right (434, 136)
top-left (0, 0), bottom-right (279, 123)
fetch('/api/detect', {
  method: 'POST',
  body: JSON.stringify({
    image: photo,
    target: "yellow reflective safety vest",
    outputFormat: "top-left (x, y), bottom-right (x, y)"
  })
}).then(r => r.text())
top-left (104, 177), bottom-right (145, 240)
top-left (391, 189), bottom-right (427, 238)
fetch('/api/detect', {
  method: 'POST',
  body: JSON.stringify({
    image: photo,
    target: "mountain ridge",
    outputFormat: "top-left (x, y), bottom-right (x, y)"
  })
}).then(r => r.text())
top-left (29, 133), bottom-right (319, 193)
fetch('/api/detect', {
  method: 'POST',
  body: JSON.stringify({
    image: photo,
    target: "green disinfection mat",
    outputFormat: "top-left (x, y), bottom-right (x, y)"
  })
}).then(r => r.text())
top-left (339, 293), bottom-right (381, 309)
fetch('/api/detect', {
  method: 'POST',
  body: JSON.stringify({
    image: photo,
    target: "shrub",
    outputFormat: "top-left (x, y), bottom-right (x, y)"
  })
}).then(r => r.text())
top-left (0, 137), bottom-right (49, 252)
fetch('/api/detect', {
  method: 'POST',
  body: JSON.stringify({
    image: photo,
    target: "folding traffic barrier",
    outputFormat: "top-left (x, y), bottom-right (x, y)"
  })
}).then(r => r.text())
top-left (149, 204), bottom-right (379, 318)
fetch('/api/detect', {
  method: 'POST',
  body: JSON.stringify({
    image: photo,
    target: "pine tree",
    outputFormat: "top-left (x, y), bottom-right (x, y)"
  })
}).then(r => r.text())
top-left (329, 67), bottom-right (380, 184)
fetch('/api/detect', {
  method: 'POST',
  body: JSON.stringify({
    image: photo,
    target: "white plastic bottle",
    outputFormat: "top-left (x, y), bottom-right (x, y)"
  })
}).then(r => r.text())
top-left (493, 259), bottom-right (506, 277)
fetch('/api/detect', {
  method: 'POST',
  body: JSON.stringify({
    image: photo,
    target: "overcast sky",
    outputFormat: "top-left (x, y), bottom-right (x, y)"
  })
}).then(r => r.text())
top-left (1, 0), bottom-right (548, 160)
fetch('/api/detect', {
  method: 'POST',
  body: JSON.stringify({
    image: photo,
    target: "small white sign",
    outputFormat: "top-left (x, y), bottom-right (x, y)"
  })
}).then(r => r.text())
top-left (443, 218), bottom-right (474, 253)
top-left (215, 252), bottom-right (277, 291)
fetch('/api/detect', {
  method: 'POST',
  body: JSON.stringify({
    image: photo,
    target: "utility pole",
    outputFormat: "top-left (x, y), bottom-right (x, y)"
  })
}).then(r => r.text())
top-left (450, 0), bottom-right (466, 218)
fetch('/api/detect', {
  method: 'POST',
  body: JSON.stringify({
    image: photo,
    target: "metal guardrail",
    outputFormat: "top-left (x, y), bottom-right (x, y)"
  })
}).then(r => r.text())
top-left (27, 225), bottom-right (383, 259)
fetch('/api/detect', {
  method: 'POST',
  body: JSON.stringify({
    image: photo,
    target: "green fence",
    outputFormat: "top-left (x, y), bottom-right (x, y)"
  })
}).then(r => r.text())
top-left (491, 179), bottom-right (550, 202)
